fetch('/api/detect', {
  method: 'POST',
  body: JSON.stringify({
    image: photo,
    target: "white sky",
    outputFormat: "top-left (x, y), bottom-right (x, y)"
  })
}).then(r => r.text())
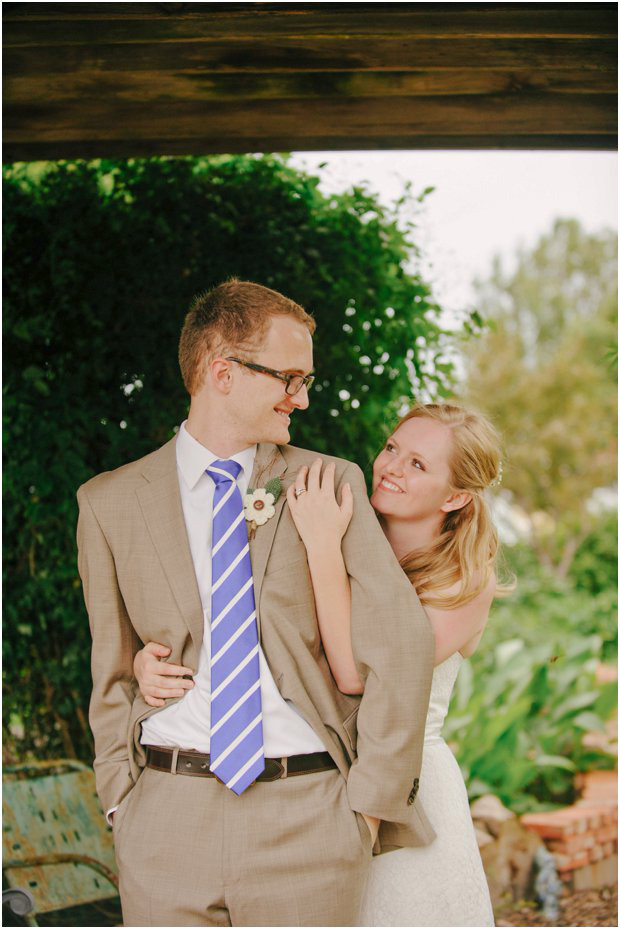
top-left (289, 151), bottom-right (617, 327)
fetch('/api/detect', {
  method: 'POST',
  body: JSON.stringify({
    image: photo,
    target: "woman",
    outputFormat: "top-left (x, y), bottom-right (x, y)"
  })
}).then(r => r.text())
top-left (134, 403), bottom-right (509, 927)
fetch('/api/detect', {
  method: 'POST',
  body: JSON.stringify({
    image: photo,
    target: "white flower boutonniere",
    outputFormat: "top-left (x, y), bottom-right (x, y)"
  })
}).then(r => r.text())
top-left (243, 477), bottom-right (283, 539)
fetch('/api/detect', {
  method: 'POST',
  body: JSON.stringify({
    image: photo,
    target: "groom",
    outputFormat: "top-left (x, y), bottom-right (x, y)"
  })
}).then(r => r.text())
top-left (78, 280), bottom-right (434, 926)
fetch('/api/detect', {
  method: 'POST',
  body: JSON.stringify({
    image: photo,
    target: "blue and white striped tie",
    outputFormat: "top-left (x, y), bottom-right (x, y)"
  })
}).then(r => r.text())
top-left (207, 459), bottom-right (265, 794)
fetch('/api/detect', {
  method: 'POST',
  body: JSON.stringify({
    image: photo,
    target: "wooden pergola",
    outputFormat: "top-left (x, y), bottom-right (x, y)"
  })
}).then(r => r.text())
top-left (3, 2), bottom-right (617, 161)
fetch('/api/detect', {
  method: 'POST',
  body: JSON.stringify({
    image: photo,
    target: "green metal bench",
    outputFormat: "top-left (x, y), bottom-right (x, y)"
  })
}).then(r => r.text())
top-left (3, 760), bottom-right (119, 926)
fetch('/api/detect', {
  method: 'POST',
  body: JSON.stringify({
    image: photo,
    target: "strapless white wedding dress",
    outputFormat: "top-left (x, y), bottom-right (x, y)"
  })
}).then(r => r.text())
top-left (360, 653), bottom-right (494, 927)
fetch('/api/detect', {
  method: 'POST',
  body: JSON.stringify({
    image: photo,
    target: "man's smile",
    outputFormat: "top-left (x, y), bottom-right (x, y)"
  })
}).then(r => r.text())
top-left (274, 406), bottom-right (291, 424)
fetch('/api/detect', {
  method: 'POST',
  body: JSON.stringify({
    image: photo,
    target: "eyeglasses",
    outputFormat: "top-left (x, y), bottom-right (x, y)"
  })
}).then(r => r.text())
top-left (226, 357), bottom-right (314, 396)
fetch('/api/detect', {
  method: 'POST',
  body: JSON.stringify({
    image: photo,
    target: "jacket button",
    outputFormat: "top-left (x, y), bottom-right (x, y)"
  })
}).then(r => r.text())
top-left (407, 777), bottom-right (420, 805)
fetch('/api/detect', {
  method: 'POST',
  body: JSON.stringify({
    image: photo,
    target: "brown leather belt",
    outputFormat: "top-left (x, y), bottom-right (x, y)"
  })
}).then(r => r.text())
top-left (146, 746), bottom-right (337, 781)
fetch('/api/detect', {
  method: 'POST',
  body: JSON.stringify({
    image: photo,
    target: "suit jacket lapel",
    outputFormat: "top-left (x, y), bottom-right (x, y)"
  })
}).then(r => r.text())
top-left (136, 437), bottom-right (204, 651)
top-left (248, 443), bottom-right (289, 632)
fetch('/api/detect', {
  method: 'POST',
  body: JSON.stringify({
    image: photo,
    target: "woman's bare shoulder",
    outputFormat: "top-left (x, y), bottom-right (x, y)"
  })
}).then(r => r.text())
top-left (433, 569), bottom-right (496, 608)
top-left (458, 571), bottom-right (496, 657)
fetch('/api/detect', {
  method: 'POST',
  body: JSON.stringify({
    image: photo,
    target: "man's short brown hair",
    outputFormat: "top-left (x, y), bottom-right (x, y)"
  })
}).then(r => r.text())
top-left (179, 279), bottom-right (315, 395)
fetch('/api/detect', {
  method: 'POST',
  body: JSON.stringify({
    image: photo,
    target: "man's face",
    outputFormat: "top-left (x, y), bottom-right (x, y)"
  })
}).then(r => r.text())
top-left (228, 315), bottom-right (313, 446)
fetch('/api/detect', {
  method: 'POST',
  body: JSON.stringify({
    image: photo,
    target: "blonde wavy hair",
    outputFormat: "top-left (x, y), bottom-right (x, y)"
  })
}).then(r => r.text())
top-left (395, 403), bottom-right (514, 609)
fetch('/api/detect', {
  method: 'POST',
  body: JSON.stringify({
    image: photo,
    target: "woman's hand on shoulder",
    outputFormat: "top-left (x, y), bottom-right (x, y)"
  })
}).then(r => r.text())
top-left (133, 641), bottom-right (194, 707)
top-left (286, 460), bottom-right (353, 555)
top-left (425, 572), bottom-right (496, 666)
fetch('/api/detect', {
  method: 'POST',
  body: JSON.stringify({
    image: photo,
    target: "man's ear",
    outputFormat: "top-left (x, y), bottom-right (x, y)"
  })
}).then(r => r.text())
top-left (440, 490), bottom-right (472, 513)
top-left (209, 358), bottom-right (234, 394)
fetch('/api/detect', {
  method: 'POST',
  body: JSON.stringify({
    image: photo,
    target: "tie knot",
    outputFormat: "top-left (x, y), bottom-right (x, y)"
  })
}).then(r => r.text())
top-left (206, 459), bottom-right (242, 485)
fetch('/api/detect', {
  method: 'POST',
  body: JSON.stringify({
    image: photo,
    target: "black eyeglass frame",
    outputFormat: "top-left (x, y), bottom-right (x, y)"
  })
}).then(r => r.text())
top-left (226, 356), bottom-right (315, 396)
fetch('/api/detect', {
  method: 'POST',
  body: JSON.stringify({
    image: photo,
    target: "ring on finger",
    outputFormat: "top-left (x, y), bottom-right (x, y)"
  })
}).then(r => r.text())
top-left (294, 487), bottom-right (307, 498)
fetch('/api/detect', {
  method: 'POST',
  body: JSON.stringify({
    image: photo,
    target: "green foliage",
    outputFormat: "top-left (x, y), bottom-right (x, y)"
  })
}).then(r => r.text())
top-left (446, 635), bottom-right (614, 814)
top-left (3, 155), bottom-right (453, 760)
top-left (490, 524), bottom-right (617, 663)
top-left (569, 510), bottom-right (618, 599)
top-left (445, 520), bottom-right (617, 813)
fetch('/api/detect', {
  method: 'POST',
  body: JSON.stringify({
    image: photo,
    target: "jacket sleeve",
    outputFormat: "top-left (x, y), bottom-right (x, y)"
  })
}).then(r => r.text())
top-left (339, 462), bottom-right (435, 823)
top-left (77, 483), bottom-right (141, 814)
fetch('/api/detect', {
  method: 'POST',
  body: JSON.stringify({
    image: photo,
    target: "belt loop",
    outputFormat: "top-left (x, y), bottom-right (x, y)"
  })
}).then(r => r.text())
top-left (171, 747), bottom-right (179, 774)
top-left (280, 756), bottom-right (288, 779)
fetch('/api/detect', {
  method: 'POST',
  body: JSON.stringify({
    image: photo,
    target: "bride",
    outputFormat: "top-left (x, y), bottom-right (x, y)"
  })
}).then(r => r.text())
top-left (134, 402), bottom-right (508, 927)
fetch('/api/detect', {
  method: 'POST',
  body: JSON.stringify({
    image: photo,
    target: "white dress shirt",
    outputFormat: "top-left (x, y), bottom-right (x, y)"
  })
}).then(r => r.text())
top-left (140, 421), bottom-right (325, 756)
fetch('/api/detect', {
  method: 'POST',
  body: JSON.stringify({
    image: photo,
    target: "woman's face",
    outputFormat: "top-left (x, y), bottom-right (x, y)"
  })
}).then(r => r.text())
top-left (370, 416), bottom-right (457, 523)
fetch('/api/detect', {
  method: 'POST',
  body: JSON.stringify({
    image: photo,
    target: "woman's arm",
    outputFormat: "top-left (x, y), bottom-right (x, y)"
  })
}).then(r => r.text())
top-left (286, 460), bottom-right (363, 695)
top-left (133, 642), bottom-right (194, 707)
top-left (305, 542), bottom-right (362, 694)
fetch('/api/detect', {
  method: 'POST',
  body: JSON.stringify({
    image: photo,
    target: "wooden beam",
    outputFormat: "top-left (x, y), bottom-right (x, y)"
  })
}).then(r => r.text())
top-left (5, 93), bottom-right (615, 140)
top-left (3, 3), bottom-right (616, 40)
top-left (3, 2), bottom-right (617, 158)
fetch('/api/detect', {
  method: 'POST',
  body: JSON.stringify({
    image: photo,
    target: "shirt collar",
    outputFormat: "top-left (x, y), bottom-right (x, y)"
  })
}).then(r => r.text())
top-left (176, 421), bottom-right (257, 491)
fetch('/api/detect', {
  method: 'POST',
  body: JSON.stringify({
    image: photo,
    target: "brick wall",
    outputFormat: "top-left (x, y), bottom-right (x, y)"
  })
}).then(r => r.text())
top-left (521, 770), bottom-right (618, 891)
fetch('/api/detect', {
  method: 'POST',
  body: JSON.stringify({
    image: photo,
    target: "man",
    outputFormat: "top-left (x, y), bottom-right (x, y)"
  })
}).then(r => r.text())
top-left (77, 280), bottom-right (434, 926)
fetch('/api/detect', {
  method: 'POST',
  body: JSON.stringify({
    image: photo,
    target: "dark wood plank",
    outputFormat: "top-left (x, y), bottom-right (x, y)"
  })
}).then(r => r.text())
top-left (3, 38), bottom-right (617, 77)
top-left (4, 133), bottom-right (616, 163)
top-left (5, 93), bottom-right (615, 142)
top-left (3, 3), bottom-right (617, 41)
top-left (5, 68), bottom-right (617, 106)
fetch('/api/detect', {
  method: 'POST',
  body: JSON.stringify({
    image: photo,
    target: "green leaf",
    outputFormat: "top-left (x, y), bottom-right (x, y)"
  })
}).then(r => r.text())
top-left (594, 682), bottom-right (619, 719)
top-left (572, 711), bottom-right (606, 732)
top-left (22, 365), bottom-right (44, 381)
top-left (553, 692), bottom-right (600, 719)
top-left (264, 477), bottom-right (282, 503)
top-left (534, 754), bottom-right (577, 772)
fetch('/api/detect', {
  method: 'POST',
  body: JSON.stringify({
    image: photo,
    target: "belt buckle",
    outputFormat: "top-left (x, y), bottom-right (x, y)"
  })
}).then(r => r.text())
top-left (260, 758), bottom-right (284, 782)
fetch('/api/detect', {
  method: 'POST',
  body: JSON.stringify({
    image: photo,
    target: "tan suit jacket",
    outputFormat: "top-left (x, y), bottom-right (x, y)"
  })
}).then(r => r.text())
top-left (77, 436), bottom-right (436, 851)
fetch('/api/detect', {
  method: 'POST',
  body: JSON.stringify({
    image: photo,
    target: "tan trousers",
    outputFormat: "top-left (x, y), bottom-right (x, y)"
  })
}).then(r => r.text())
top-left (113, 766), bottom-right (373, 926)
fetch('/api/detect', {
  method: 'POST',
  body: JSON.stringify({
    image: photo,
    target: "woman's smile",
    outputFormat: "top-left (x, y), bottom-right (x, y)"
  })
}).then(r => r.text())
top-left (377, 477), bottom-right (405, 494)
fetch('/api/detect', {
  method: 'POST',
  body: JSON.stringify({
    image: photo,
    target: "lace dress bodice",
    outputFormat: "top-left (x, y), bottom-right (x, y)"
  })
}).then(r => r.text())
top-left (423, 651), bottom-right (463, 743)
